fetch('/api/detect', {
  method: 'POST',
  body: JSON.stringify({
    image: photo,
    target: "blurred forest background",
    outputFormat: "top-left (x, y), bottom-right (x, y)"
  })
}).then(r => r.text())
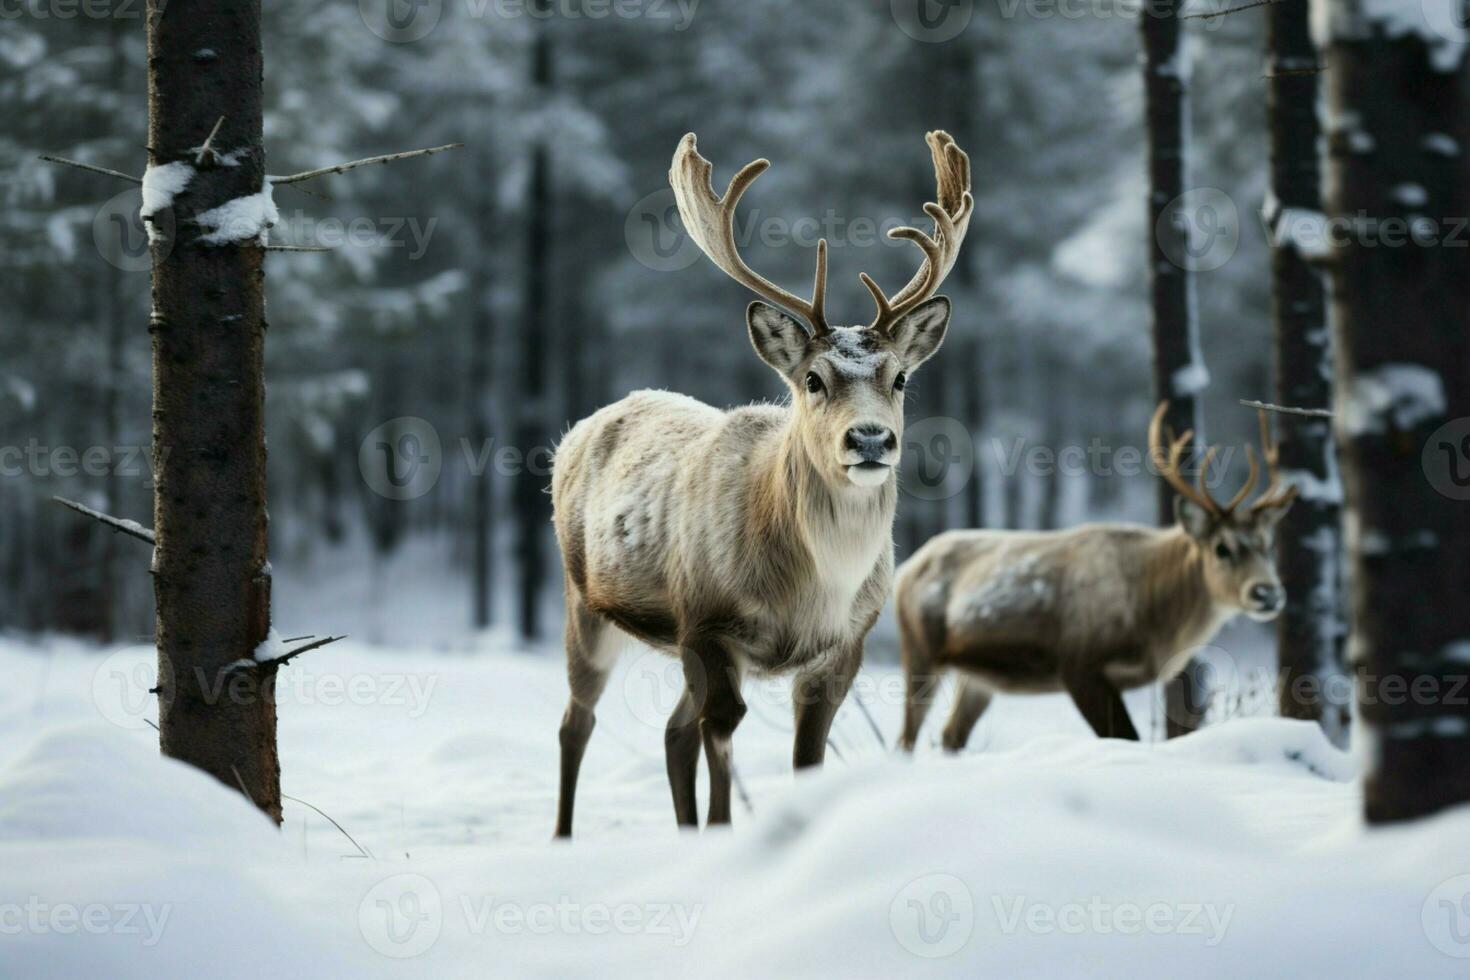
top-left (1, 0), bottom-right (1279, 647)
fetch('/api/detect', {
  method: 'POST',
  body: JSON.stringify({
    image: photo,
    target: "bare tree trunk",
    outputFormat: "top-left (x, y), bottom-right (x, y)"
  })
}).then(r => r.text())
top-left (100, 11), bottom-right (132, 644)
top-left (1142, 0), bottom-right (1207, 738)
top-left (147, 0), bottom-right (280, 822)
top-left (470, 191), bottom-right (497, 630)
top-left (1265, 0), bottom-right (1347, 744)
top-left (963, 338), bottom-right (988, 528)
top-left (515, 10), bottom-right (553, 641)
top-left (1322, 2), bottom-right (1470, 824)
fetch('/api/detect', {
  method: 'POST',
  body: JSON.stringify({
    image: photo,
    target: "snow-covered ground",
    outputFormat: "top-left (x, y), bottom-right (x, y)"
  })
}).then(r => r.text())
top-left (3, 630), bottom-right (1469, 978)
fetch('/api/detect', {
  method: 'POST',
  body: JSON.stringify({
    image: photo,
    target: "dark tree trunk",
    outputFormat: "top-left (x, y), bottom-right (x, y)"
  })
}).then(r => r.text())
top-left (1142, 0), bottom-right (1207, 738)
top-left (470, 191), bottom-right (497, 630)
top-left (100, 12), bottom-right (132, 643)
top-left (147, 0), bottom-right (280, 822)
top-left (1322, 8), bottom-right (1470, 824)
top-left (1265, 0), bottom-right (1347, 743)
top-left (962, 338), bottom-right (988, 528)
top-left (516, 15), bottom-right (553, 641)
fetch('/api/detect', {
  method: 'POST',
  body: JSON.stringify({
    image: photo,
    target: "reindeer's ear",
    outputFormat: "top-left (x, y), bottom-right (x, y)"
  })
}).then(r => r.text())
top-left (748, 302), bottom-right (810, 377)
top-left (1175, 495), bottom-right (1215, 540)
top-left (1254, 495), bottom-right (1296, 531)
top-left (889, 296), bottom-right (951, 370)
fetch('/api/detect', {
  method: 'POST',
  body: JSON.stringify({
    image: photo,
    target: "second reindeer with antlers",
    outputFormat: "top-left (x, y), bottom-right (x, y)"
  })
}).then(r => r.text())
top-left (550, 132), bottom-right (972, 836)
top-left (895, 403), bottom-right (1299, 749)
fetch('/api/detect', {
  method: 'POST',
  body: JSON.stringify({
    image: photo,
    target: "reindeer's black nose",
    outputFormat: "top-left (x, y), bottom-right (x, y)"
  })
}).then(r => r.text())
top-left (1249, 584), bottom-right (1284, 611)
top-left (846, 426), bottom-right (897, 463)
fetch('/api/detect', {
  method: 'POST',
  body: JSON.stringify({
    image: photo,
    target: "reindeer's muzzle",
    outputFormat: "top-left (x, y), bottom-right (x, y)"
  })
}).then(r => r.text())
top-left (846, 426), bottom-right (897, 462)
top-left (844, 426), bottom-right (898, 486)
top-left (1246, 582), bottom-right (1285, 619)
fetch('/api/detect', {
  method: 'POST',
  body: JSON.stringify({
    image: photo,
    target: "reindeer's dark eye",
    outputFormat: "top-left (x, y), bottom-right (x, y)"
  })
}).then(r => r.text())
top-left (893, 371), bottom-right (907, 393)
top-left (1215, 542), bottom-right (1233, 561)
top-left (805, 372), bottom-right (825, 395)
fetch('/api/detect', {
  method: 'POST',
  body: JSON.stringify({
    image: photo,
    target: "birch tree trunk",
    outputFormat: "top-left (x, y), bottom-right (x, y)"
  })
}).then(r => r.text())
top-left (1322, 0), bottom-right (1470, 823)
top-left (1265, 0), bottom-right (1347, 743)
top-left (147, 0), bottom-right (281, 822)
top-left (1142, 0), bottom-right (1207, 737)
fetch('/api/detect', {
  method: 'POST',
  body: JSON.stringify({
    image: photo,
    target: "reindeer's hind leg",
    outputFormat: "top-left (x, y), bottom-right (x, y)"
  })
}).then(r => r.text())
top-left (898, 603), bottom-right (941, 752)
top-left (940, 679), bottom-right (992, 753)
top-left (1061, 662), bottom-right (1139, 741)
top-left (681, 638), bottom-right (746, 827)
top-left (555, 596), bottom-right (616, 838)
top-left (664, 685), bottom-right (701, 828)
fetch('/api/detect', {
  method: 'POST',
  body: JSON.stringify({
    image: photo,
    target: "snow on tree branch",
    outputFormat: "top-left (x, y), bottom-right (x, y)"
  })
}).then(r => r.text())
top-left (50, 496), bottom-right (156, 545)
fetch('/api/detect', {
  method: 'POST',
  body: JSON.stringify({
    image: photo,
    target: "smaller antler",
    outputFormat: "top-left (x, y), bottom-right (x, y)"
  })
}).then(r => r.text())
top-left (1149, 402), bottom-right (1227, 518)
top-left (1250, 409), bottom-right (1301, 513)
top-left (1150, 402), bottom-right (1299, 521)
top-left (862, 131), bottom-right (974, 336)
top-left (670, 134), bottom-right (831, 336)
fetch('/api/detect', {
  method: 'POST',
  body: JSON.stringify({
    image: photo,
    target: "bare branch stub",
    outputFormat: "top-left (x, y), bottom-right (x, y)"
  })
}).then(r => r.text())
top-left (51, 496), bottom-right (156, 545)
top-left (269, 142), bottom-right (464, 187)
top-left (1181, 0), bottom-right (1285, 20)
top-left (268, 634), bottom-right (347, 668)
top-left (37, 155), bottom-right (141, 184)
top-left (194, 115), bottom-right (227, 167)
top-left (1239, 399), bottom-right (1335, 419)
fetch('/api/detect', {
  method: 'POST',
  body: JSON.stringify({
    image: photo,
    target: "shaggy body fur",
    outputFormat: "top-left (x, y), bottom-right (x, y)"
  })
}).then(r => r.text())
top-left (552, 387), bottom-right (899, 837)
top-left (555, 390), bottom-right (894, 672)
top-left (896, 520), bottom-right (1277, 749)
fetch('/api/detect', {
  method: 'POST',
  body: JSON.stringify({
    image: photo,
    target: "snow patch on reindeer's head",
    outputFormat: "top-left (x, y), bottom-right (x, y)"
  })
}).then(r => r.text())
top-left (750, 302), bottom-right (951, 490)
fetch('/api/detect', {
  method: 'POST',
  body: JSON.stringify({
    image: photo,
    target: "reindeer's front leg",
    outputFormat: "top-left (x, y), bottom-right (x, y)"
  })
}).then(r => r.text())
top-left (682, 637), bottom-right (746, 827)
top-left (792, 650), bottom-right (861, 768)
top-left (1060, 659), bottom-right (1140, 741)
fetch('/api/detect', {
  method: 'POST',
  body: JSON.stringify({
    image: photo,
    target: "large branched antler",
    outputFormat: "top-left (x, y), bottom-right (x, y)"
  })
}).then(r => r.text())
top-left (1149, 402), bottom-right (1298, 521)
top-left (1149, 402), bottom-right (1232, 518)
top-left (861, 131), bottom-right (974, 336)
top-left (1250, 408), bottom-right (1301, 513)
top-left (669, 134), bottom-right (831, 336)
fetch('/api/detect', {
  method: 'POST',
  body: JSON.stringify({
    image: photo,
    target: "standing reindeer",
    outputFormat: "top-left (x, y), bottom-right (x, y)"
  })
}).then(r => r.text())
top-left (551, 132), bottom-right (972, 836)
top-left (896, 404), bottom-right (1299, 749)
